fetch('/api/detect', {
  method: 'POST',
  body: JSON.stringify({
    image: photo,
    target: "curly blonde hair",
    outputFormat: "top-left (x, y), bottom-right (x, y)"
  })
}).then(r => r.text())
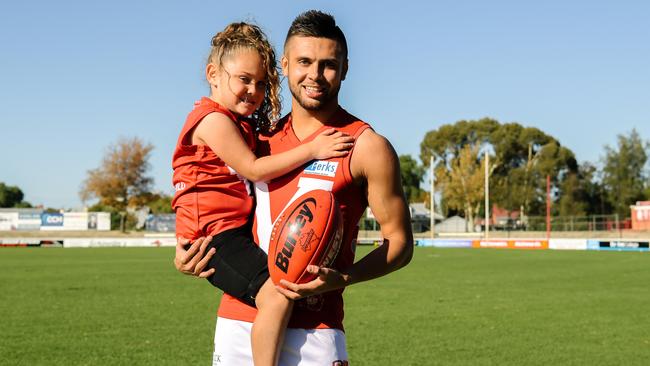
top-left (208, 22), bottom-right (281, 132)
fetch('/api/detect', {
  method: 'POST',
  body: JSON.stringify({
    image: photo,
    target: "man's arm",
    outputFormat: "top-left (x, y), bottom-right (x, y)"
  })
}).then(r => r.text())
top-left (344, 129), bottom-right (413, 283)
top-left (277, 129), bottom-right (413, 298)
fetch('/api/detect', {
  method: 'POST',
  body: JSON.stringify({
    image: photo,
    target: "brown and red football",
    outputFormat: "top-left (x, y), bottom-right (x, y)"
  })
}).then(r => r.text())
top-left (268, 189), bottom-right (343, 286)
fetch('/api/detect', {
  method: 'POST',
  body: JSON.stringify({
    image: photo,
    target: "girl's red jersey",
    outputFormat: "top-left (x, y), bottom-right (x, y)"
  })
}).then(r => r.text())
top-left (217, 107), bottom-right (371, 331)
top-left (171, 97), bottom-right (255, 239)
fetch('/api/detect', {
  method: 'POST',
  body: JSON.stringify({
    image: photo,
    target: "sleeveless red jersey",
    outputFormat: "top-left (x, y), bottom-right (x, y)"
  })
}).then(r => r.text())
top-left (171, 97), bottom-right (255, 239)
top-left (217, 107), bottom-right (371, 331)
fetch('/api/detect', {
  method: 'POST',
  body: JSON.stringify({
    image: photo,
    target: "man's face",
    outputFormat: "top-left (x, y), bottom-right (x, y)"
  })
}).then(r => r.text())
top-left (282, 36), bottom-right (348, 112)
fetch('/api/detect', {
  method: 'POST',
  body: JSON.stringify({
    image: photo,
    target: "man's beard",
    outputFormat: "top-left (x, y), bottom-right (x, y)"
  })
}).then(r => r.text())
top-left (289, 82), bottom-right (340, 111)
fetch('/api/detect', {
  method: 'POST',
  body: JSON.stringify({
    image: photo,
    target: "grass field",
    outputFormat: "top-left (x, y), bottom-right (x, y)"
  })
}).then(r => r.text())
top-left (1, 246), bottom-right (649, 365)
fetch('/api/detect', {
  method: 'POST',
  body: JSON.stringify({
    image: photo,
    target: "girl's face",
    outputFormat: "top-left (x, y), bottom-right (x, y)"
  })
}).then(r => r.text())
top-left (207, 49), bottom-right (267, 117)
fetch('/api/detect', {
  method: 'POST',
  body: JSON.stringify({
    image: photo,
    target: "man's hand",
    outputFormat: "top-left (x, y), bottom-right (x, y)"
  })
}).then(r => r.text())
top-left (174, 236), bottom-right (216, 278)
top-left (275, 265), bottom-right (349, 300)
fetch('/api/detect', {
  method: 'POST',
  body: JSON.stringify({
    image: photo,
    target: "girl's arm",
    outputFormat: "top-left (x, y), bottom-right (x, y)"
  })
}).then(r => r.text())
top-left (193, 113), bottom-right (354, 182)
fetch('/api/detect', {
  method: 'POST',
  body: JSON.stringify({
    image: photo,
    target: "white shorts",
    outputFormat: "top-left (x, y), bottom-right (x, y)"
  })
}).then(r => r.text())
top-left (212, 317), bottom-right (349, 366)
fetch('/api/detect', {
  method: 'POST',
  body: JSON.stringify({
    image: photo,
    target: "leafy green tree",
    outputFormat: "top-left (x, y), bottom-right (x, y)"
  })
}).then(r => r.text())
top-left (489, 123), bottom-right (577, 218)
top-left (436, 144), bottom-right (495, 231)
top-left (421, 118), bottom-right (578, 223)
top-left (601, 129), bottom-right (649, 218)
top-left (557, 162), bottom-right (612, 216)
top-left (557, 172), bottom-right (587, 217)
top-left (420, 118), bottom-right (500, 222)
top-left (420, 118), bottom-right (499, 166)
top-left (399, 155), bottom-right (426, 203)
top-left (146, 193), bottom-right (174, 214)
top-left (0, 182), bottom-right (32, 208)
top-left (80, 137), bottom-right (154, 231)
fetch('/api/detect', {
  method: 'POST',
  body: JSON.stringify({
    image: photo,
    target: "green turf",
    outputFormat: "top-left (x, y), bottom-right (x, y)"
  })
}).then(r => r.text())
top-left (1, 247), bottom-right (649, 365)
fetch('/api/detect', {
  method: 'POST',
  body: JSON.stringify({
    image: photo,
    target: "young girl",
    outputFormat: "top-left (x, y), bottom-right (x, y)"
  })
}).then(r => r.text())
top-left (171, 23), bottom-right (353, 366)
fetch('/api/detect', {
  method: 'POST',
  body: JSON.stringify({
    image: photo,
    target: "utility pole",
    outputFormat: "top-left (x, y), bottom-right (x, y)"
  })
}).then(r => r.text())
top-left (485, 151), bottom-right (490, 239)
top-left (546, 175), bottom-right (551, 240)
top-left (430, 155), bottom-right (435, 239)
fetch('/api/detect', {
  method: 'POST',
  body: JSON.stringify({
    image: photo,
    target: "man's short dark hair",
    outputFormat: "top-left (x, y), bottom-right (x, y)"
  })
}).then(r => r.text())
top-left (285, 10), bottom-right (348, 58)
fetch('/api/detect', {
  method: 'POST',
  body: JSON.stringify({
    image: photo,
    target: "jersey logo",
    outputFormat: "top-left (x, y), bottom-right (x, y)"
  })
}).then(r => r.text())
top-left (304, 161), bottom-right (338, 177)
top-left (297, 294), bottom-right (325, 311)
top-left (174, 182), bottom-right (186, 192)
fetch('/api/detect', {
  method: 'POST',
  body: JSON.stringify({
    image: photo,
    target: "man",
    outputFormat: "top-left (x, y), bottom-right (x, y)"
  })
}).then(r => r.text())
top-left (176, 10), bottom-right (413, 365)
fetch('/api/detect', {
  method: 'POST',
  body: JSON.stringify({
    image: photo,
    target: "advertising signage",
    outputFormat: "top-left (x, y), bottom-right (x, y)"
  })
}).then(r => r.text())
top-left (599, 241), bottom-right (649, 252)
top-left (41, 213), bottom-right (64, 227)
top-left (472, 239), bottom-right (549, 250)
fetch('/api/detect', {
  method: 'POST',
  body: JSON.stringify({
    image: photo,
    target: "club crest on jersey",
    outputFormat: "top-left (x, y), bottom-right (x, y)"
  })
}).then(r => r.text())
top-left (304, 160), bottom-right (338, 177)
top-left (174, 182), bottom-right (186, 192)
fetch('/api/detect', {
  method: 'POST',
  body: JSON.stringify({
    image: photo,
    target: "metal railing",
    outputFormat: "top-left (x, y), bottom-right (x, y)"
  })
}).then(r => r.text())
top-left (359, 214), bottom-right (634, 236)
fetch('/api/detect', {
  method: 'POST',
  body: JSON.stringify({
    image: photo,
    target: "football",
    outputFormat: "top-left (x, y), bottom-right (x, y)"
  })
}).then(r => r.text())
top-left (268, 189), bottom-right (344, 286)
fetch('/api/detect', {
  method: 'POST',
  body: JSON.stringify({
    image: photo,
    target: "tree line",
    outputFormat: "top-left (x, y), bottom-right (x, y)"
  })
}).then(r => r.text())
top-left (3, 121), bottom-right (648, 231)
top-left (401, 118), bottom-right (649, 228)
top-left (0, 182), bottom-right (32, 208)
top-left (1, 137), bottom-right (172, 231)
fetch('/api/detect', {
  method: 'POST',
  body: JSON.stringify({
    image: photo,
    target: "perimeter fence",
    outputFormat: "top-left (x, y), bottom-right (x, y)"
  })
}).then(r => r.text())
top-left (358, 214), bottom-right (639, 239)
top-left (523, 214), bottom-right (629, 232)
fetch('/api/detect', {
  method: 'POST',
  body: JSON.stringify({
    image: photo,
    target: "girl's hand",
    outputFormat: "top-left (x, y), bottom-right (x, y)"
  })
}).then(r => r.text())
top-left (310, 128), bottom-right (355, 159)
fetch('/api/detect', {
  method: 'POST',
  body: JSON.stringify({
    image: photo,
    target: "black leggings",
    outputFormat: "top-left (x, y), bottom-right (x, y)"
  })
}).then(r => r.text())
top-left (204, 225), bottom-right (269, 308)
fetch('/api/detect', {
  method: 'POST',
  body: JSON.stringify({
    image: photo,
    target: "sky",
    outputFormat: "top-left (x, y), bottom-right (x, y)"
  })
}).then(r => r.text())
top-left (1, 0), bottom-right (648, 209)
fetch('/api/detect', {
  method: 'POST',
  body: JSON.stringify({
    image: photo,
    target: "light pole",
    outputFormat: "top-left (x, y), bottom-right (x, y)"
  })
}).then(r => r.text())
top-left (430, 155), bottom-right (435, 239)
top-left (485, 151), bottom-right (490, 239)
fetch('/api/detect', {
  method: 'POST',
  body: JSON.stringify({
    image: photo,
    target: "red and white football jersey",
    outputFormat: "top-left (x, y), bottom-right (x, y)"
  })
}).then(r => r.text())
top-left (172, 97), bottom-right (255, 240)
top-left (217, 107), bottom-right (371, 330)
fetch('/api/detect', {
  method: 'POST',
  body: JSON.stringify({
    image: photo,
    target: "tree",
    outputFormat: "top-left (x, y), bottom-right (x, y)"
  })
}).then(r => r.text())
top-left (436, 144), bottom-right (495, 231)
top-left (80, 137), bottom-right (154, 231)
top-left (420, 118), bottom-right (499, 167)
top-left (0, 182), bottom-right (31, 208)
top-left (557, 162), bottom-right (612, 217)
top-left (420, 118), bottom-right (578, 224)
top-left (399, 155), bottom-right (426, 203)
top-left (420, 118), bottom-right (498, 216)
top-left (601, 129), bottom-right (649, 218)
top-left (146, 193), bottom-right (174, 214)
top-left (557, 171), bottom-right (588, 217)
top-left (489, 123), bottom-right (577, 218)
